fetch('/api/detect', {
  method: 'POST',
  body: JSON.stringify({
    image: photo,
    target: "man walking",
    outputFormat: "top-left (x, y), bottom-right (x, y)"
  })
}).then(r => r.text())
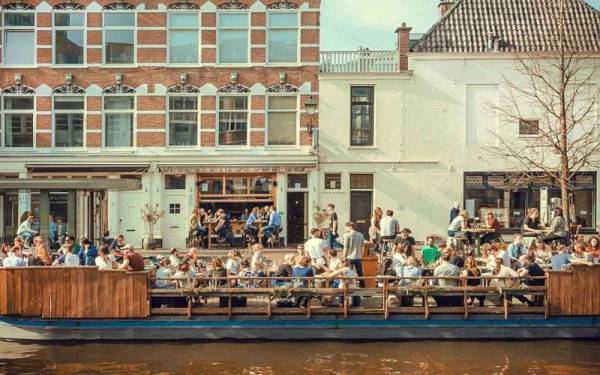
top-left (343, 222), bottom-right (365, 287)
top-left (327, 203), bottom-right (342, 249)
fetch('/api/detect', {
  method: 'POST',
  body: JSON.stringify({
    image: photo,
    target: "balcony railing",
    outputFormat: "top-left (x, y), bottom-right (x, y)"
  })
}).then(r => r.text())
top-left (320, 50), bottom-right (401, 73)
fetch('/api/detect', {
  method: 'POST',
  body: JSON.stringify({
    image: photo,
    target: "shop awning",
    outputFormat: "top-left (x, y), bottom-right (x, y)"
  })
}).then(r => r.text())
top-left (25, 163), bottom-right (149, 174)
top-left (0, 179), bottom-right (142, 191)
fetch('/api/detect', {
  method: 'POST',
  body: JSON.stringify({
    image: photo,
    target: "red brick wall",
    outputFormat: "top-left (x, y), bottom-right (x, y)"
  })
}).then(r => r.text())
top-left (1, 0), bottom-right (320, 151)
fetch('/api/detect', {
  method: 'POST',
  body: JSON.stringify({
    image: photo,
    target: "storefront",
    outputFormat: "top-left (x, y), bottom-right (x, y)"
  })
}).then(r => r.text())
top-left (464, 172), bottom-right (597, 231)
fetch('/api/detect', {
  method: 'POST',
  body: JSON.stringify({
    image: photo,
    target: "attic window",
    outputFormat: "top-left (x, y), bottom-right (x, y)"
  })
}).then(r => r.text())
top-left (519, 119), bottom-right (540, 136)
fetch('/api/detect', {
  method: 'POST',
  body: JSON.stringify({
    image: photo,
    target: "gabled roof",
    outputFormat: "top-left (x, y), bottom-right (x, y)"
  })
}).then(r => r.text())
top-left (412, 0), bottom-right (600, 53)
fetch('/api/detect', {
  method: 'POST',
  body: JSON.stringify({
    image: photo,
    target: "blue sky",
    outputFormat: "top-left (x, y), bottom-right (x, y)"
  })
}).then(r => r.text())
top-left (321, 0), bottom-right (600, 50)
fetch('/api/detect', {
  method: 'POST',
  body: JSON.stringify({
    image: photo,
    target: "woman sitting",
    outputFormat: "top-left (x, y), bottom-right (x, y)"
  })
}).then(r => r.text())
top-left (586, 236), bottom-right (600, 264)
top-left (570, 243), bottom-right (593, 265)
top-left (462, 255), bottom-right (484, 307)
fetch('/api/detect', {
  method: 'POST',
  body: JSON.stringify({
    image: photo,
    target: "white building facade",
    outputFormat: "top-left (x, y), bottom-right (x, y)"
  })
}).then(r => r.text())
top-left (318, 0), bottom-right (600, 240)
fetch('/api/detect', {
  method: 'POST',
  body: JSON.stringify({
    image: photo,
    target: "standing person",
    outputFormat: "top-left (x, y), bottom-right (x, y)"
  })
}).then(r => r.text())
top-left (379, 210), bottom-right (399, 240)
top-left (119, 245), bottom-right (145, 271)
top-left (304, 228), bottom-right (330, 274)
top-left (342, 222), bottom-right (365, 288)
top-left (16, 214), bottom-right (37, 246)
top-left (449, 201), bottom-right (461, 224)
top-left (421, 236), bottom-right (441, 267)
top-left (326, 204), bottom-right (342, 249)
top-left (369, 207), bottom-right (383, 251)
top-left (540, 207), bottom-right (568, 245)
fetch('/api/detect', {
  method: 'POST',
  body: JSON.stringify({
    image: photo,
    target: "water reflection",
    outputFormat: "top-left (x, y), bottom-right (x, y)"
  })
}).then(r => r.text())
top-left (0, 341), bottom-right (598, 375)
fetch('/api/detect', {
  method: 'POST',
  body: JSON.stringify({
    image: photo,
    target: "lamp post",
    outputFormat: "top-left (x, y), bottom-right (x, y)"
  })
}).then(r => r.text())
top-left (304, 96), bottom-right (317, 135)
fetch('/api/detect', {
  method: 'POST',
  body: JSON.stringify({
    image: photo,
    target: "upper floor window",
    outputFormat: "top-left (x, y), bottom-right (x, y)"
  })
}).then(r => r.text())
top-left (519, 119), bottom-right (540, 136)
top-left (217, 13), bottom-right (248, 64)
top-left (53, 8), bottom-right (85, 65)
top-left (267, 12), bottom-right (298, 63)
top-left (3, 96), bottom-right (35, 147)
top-left (103, 9), bottom-right (135, 64)
top-left (267, 96), bottom-right (297, 146)
top-left (3, 8), bottom-right (36, 65)
top-left (168, 96), bottom-right (198, 146)
top-left (54, 96), bottom-right (85, 147)
top-left (168, 13), bottom-right (199, 64)
top-left (218, 96), bottom-right (248, 146)
top-left (350, 86), bottom-right (374, 147)
top-left (104, 96), bottom-right (134, 147)
top-left (165, 174), bottom-right (186, 190)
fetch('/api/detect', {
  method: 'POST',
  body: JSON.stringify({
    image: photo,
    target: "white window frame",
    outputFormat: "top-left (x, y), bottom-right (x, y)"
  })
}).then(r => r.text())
top-left (102, 94), bottom-right (136, 148)
top-left (52, 8), bottom-right (87, 66)
top-left (1, 94), bottom-right (36, 149)
top-left (167, 94), bottom-right (199, 148)
top-left (216, 11), bottom-right (250, 65)
top-left (216, 94), bottom-right (249, 148)
top-left (266, 94), bottom-right (299, 147)
top-left (349, 85), bottom-right (376, 148)
top-left (2, 8), bottom-right (37, 67)
top-left (52, 95), bottom-right (86, 149)
top-left (102, 9), bottom-right (137, 66)
top-left (266, 10), bottom-right (299, 65)
top-left (167, 11), bottom-right (200, 66)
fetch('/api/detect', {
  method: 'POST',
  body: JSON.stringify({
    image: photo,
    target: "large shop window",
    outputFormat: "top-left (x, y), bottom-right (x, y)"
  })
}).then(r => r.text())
top-left (267, 12), bottom-right (298, 63)
top-left (103, 96), bottom-right (134, 147)
top-left (104, 12), bottom-right (135, 64)
top-left (54, 11), bottom-right (85, 64)
top-left (3, 11), bottom-right (36, 65)
top-left (3, 96), bottom-right (34, 147)
top-left (168, 12), bottom-right (199, 64)
top-left (464, 172), bottom-right (597, 229)
top-left (197, 174), bottom-right (275, 218)
top-left (168, 96), bottom-right (198, 146)
top-left (54, 96), bottom-right (85, 147)
top-left (218, 13), bottom-right (248, 64)
top-left (350, 86), bottom-right (374, 146)
top-left (267, 96), bottom-right (297, 146)
top-left (218, 96), bottom-right (248, 146)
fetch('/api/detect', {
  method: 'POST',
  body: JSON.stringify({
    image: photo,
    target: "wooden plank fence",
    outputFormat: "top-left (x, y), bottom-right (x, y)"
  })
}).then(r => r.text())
top-left (547, 264), bottom-right (600, 316)
top-left (0, 268), bottom-right (149, 319)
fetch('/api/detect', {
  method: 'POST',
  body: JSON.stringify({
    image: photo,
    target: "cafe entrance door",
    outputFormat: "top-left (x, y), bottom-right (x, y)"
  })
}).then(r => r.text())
top-left (287, 192), bottom-right (307, 244)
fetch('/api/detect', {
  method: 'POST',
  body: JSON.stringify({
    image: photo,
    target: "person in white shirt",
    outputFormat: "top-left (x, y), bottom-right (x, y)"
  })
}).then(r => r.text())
top-left (251, 243), bottom-right (266, 271)
top-left (379, 210), bottom-right (399, 239)
top-left (493, 245), bottom-right (512, 268)
top-left (3, 247), bottom-right (26, 267)
top-left (169, 248), bottom-right (181, 268)
top-left (62, 245), bottom-right (81, 266)
top-left (16, 215), bottom-right (37, 245)
top-left (304, 228), bottom-right (330, 273)
top-left (155, 258), bottom-right (172, 288)
top-left (95, 246), bottom-right (115, 270)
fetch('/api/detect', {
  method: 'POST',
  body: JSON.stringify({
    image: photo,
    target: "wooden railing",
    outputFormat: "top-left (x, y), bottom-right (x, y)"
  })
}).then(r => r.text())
top-left (547, 264), bottom-right (600, 316)
top-left (320, 50), bottom-right (401, 73)
top-left (0, 267), bottom-right (149, 319)
top-left (150, 276), bottom-right (549, 320)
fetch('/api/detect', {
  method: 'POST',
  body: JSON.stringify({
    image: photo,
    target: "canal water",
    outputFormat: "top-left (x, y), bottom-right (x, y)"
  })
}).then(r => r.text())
top-left (0, 340), bottom-right (598, 374)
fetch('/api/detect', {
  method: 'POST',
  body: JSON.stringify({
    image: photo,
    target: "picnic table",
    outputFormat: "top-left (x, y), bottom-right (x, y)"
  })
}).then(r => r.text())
top-left (463, 228), bottom-right (495, 256)
top-left (206, 220), bottom-right (267, 248)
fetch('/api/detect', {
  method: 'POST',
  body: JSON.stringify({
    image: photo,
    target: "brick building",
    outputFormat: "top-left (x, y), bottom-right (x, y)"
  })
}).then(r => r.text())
top-left (0, 0), bottom-right (320, 248)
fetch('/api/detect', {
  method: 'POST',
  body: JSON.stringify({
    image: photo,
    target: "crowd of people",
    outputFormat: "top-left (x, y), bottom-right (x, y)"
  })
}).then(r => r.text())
top-left (3, 201), bottom-right (600, 310)
top-left (188, 205), bottom-right (282, 247)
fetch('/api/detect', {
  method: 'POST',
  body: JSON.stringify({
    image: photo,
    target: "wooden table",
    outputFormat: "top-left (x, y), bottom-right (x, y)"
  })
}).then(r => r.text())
top-left (463, 228), bottom-right (495, 256)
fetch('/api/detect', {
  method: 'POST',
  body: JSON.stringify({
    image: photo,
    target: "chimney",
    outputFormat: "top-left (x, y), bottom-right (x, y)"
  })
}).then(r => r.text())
top-left (395, 23), bottom-right (412, 71)
top-left (438, 0), bottom-right (454, 18)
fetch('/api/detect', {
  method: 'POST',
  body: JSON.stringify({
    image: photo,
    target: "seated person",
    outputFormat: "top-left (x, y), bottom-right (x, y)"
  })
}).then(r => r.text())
top-left (540, 208), bottom-right (568, 245)
top-left (214, 209), bottom-right (233, 245)
top-left (395, 228), bottom-right (416, 249)
top-left (550, 245), bottom-right (571, 270)
top-left (421, 236), bottom-right (441, 267)
top-left (481, 211), bottom-right (502, 244)
top-left (507, 234), bottom-right (527, 264)
top-left (244, 207), bottom-right (261, 242)
top-left (433, 249), bottom-right (461, 307)
top-left (292, 256), bottom-right (314, 307)
top-left (16, 214), bottom-right (37, 246)
top-left (261, 206), bottom-right (281, 241)
top-left (570, 242), bottom-right (593, 265)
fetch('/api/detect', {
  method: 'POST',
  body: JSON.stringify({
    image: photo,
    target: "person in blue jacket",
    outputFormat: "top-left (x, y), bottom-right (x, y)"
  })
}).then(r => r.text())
top-left (79, 238), bottom-right (98, 266)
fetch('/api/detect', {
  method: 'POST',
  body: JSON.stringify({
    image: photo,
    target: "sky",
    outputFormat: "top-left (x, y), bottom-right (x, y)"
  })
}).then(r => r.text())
top-left (321, 0), bottom-right (600, 51)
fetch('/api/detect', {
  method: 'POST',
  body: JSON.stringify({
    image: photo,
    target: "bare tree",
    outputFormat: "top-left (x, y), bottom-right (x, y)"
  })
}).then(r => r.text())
top-left (483, 0), bottom-right (600, 232)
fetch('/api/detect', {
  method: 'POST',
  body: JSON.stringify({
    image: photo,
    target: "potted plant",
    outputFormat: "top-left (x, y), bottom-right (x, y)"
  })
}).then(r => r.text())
top-left (312, 205), bottom-right (331, 238)
top-left (141, 203), bottom-right (164, 250)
